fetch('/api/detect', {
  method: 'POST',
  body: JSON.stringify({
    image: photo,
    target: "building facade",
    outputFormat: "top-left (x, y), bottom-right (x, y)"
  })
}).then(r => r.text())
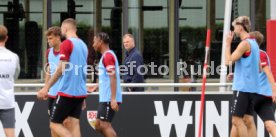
top-left (0, 0), bottom-right (272, 83)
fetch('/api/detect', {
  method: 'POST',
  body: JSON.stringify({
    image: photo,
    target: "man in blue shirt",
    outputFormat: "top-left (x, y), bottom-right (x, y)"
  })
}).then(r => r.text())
top-left (122, 34), bottom-right (144, 92)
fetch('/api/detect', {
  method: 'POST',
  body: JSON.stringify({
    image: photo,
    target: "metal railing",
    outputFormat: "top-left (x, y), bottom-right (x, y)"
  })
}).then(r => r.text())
top-left (14, 83), bottom-right (232, 87)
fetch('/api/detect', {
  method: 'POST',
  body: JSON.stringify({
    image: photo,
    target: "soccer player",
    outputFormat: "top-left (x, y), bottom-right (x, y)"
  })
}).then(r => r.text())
top-left (225, 16), bottom-right (260, 137)
top-left (37, 18), bottom-right (88, 137)
top-left (230, 31), bottom-right (276, 137)
top-left (43, 26), bottom-right (72, 137)
top-left (0, 25), bottom-right (20, 137)
top-left (88, 32), bottom-right (122, 137)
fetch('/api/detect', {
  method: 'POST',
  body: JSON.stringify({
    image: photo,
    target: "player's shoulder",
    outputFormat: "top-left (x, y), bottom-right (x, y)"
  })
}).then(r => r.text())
top-left (260, 50), bottom-right (268, 58)
top-left (240, 40), bottom-right (250, 46)
top-left (47, 48), bottom-right (51, 53)
top-left (61, 39), bottom-right (73, 45)
top-left (60, 39), bottom-right (74, 50)
top-left (104, 51), bottom-right (116, 59)
top-left (260, 50), bottom-right (266, 55)
top-left (236, 41), bottom-right (250, 53)
top-left (5, 48), bottom-right (19, 59)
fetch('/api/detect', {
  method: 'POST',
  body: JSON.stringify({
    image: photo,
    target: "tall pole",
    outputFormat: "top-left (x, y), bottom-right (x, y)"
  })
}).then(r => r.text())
top-left (272, 0), bottom-right (276, 20)
top-left (169, 0), bottom-right (179, 91)
top-left (41, 0), bottom-right (50, 81)
top-left (24, 0), bottom-right (30, 22)
top-left (197, 1), bottom-right (214, 136)
top-left (94, 0), bottom-right (102, 34)
top-left (219, 0), bottom-right (232, 92)
top-left (250, 0), bottom-right (255, 31)
top-left (47, 0), bottom-right (52, 28)
top-left (122, 0), bottom-right (128, 62)
top-left (139, 0), bottom-right (144, 53)
top-left (122, 0), bottom-right (128, 35)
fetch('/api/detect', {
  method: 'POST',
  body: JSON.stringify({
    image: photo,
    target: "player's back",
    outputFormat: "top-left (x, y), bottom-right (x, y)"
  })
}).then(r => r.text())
top-left (58, 38), bottom-right (88, 97)
top-left (0, 47), bottom-right (20, 109)
top-left (259, 50), bottom-right (272, 96)
top-left (232, 38), bottom-right (260, 93)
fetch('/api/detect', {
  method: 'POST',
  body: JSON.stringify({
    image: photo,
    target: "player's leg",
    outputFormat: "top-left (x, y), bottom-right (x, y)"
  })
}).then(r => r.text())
top-left (1, 108), bottom-right (15, 137)
top-left (97, 120), bottom-right (117, 137)
top-left (254, 94), bottom-right (276, 136)
top-left (4, 128), bottom-right (15, 137)
top-left (64, 117), bottom-right (81, 137)
top-left (264, 121), bottom-right (276, 136)
top-left (242, 101), bottom-right (256, 137)
top-left (231, 116), bottom-right (248, 137)
top-left (243, 114), bottom-right (256, 137)
top-left (50, 130), bottom-right (59, 137)
top-left (48, 97), bottom-right (60, 137)
top-left (63, 117), bottom-right (72, 131)
top-left (230, 115), bottom-right (256, 137)
top-left (50, 122), bottom-right (72, 137)
top-left (96, 102), bottom-right (117, 137)
top-left (67, 98), bottom-right (85, 137)
top-left (95, 119), bottom-right (103, 134)
top-left (50, 96), bottom-right (74, 137)
top-left (230, 126), bottom-right (238, 137)
top-left (230, 91), bottom-right (250, 137)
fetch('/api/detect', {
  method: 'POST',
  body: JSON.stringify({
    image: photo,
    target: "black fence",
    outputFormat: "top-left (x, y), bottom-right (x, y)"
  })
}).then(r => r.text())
top-left (7, 92), bottom-right (272, 137)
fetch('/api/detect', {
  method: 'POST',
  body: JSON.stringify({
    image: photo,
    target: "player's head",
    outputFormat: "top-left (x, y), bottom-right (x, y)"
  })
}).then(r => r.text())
top-left (46, 26), bottom-right (61, 48)
top-left (93, 32), bottom-right (110, 52)
top-left (232, 16), bottom-right (251, 37)
top-left (61, 18), bottom-right (77, 37)
top-left (249, 31), bottom-right (264, 46)
top-left (123, 33), bottom-right (135, 51)
top-left (0, 25), bottom-right (8, 43)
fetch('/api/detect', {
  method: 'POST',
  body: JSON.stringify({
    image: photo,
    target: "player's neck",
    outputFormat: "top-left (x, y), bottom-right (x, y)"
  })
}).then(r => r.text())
top-left (101, 46), bottom-right (110, 54)
top-left (53, 45), bottom-right (60, 52)
top-left (0, 42), bottom-right (5, 48)
top-left (66, 32), bottom-right (78, 39)
top-left (239, 31), bottom-right (249, 40)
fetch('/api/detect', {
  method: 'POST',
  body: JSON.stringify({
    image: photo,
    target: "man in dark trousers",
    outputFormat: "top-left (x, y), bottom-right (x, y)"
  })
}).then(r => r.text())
top-left (122, 34), bottom-right (145, 92)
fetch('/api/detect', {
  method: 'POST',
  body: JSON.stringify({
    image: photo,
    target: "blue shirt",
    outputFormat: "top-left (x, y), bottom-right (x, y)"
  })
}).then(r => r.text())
top-left (48, 48), bottom-right (61, 98)
top-left (258, 50), bottom-right (272, 96)
top-left (99, 50), bottom-right (122, 102)
top-left (122, 47), bottom-right (144, 91)
top-left (232, 39), bottom-right (260, 93)
top-left (58, 38), bottom-right (88, 97)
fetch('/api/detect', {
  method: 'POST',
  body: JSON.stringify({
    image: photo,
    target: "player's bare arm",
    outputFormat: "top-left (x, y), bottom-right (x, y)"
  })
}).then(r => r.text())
top-left (46, 60), bottom-right (67, 88)
top-left (45, 65), bottom-right (50, 84)
top-left (109, 70), bottom-right (119, 111)
top-left (263, 66), bottom-right (276, 102)
top-left (37, 63), bottom-right (55, 100)
top-left (87, 84), bottom-right (98, 93)
top-left (225, 32), bottom-right (250, 65)
top-left (37, 60), bottom-right (67, 100)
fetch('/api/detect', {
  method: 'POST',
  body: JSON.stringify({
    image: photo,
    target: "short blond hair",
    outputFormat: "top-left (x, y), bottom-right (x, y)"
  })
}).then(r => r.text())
top-left (62, 18), bottom-right (77, 30)
top-left (249, 31), bottom-right (264, 46)
top-left (0, 25), bottom-right (8, 42)
top-left (46, 26), bottom-right (61, 37)
top-left (232, 16), bottom-right (251, 32)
